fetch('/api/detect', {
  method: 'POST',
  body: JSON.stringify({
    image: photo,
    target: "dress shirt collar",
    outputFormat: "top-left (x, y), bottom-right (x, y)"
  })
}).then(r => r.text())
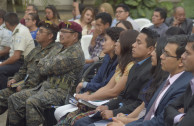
top-left (190, 77), bottom-right (194, 95)
top-left (167, 71), bottom-right (185, 85)
top-left (137, 57), bottom-right (150, 65)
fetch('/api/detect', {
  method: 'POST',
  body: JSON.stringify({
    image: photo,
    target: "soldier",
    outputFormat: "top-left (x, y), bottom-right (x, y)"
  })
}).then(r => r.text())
top-left (7, 21), bottom-right (85, 126)
top-left (0, 20), bottom-right (58, 121)
top-left (0, 12), bottom-right (35, 89)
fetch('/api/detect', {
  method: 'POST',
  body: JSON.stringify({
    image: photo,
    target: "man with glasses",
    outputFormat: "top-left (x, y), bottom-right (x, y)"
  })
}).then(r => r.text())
top-left (164, 35), bottom-right (194, 126)
top-left (123, 35), bottom-right (193, 126)
top-left (0, 12), bottom-right (35, 90)
top-left (111, 4), bottom-right (140, 31)
top-left (7, 21), bottom-right (85, 126)
top-left (20, 4), bottom-right (38, 26)
top-left (0, 20), bottom-right (58, 124)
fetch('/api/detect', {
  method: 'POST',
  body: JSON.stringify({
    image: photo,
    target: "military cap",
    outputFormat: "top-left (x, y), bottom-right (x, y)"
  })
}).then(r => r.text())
top-left (59, 21), bottom-right (82, 33)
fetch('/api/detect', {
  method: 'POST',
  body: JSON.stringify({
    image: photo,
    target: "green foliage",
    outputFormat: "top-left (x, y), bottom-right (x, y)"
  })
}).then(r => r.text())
top-left (94, 0), bottom-right (176, 19)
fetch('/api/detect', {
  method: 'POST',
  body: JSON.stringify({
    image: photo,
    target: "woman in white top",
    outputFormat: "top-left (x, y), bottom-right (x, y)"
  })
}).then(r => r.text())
top-left (74, 7), bottom-right (95, 35)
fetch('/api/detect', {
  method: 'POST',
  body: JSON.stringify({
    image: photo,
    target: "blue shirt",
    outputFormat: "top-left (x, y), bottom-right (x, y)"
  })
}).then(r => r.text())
top-left (30, 28), bottom-right (39, 46)
top-left (82, 54), bottom-right (118, 92)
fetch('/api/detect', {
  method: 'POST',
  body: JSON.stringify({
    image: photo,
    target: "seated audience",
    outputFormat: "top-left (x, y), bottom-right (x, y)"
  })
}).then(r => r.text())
top-left (20, 4), bottom-right (38, 25)
top-left (0, 21), bottom-right (58, 120)
top-left (7, 21), bottom-right (85, 125)
top-left (164, 34), bottom-right (194, 126)
top-left (84, 12), bottom-right (112, 70)
top-left (107, 37), bottom-right (169, 125)
top-left (149, 7), bottom-right (168, 37)
top-left (76, 29), bottom-right (138, 101)
top-left (25, 13), bottom-right (40, 46)
top-left (45, 5), bottom-right (61, 25)
top-left (69, 1), bottom-right (85, 21)
top-left (165, 7), bottom-right (193, 35)
top-left (74, 7), bottom-right (95, 35)
top-left (0, 9), bottom-right (12, 61)
top-left (73, 28), bottom-right (156, 126)
top-left (99, 3), bottom-right (114, 19)
top-left (116, 20), bottom-right (133, 30)
top-left (111, 4), bottom-right (140, 31)
top-left (0, 12), bottom-right (35, 90)
top-left (122, 35), bottom-right (193, 126)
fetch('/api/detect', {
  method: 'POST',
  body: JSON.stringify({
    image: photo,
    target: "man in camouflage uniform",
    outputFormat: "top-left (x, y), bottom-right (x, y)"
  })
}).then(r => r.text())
top-left (8, 21), bottom-right (85, 126)
top-left (0, 20), bottom-right (58, 117)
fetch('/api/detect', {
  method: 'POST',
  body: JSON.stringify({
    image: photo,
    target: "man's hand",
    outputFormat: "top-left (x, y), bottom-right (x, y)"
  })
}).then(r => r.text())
top-left (107, 117), bottom-right (125, 126)
top-left (178, 108), bottom-right (184, 113)
top-left (7, 79), bottom-right (16, 88)
top-left (76, 82), bottom-right (83, 93)
top-left (96, 105), bottom-right (109, 112)
top-left (172, 18), bottom-right (180, 26)
top-left (101, 110), bottom-right (113, 120)
top-left (75, 93), bottom-right (90, 101)
top-left (16, 86), bottom-right (22, 92)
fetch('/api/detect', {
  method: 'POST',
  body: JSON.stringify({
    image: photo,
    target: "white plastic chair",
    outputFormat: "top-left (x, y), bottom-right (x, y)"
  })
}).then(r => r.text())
top-left (140, 23), bottom-right (153, 31)
top-left (80, 35), bottom-right (93, 59)
top-left (134, 18), bottom-right (151, 28)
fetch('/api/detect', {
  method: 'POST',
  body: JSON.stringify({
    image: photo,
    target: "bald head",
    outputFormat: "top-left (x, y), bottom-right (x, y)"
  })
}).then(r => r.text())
top-left (174, 7), bottom-right (186, 23)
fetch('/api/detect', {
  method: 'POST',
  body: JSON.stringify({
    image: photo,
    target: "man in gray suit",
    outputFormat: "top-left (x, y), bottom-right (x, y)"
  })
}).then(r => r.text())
top-left (165, 7), bottom-right (193, 35)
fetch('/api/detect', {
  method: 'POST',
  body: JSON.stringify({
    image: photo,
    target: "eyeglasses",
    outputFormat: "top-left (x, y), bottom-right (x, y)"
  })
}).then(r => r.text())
top-left (38, 29), bottom-right (51, 34)
top-left (162, 49), bottom-right (178, 58)
top-left (25, 18), bottom-right (32, 21)
top-left (115, 11), bottom-right (125, 14)
top-left (60, 30), bottom-right (75, 34)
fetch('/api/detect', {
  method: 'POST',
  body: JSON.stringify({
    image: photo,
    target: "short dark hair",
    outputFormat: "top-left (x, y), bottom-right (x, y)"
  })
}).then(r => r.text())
top-left (28, 13), bottom-right (40, 26)
top-left (4, 12), bottom-right (19, 26)
top-left (154, 7), bottom-right (167, 21)
top-left (116, 4), bottom-right (130, 12)
top-left (38, 21), bottom-right (59, 41)
top-left (167, 35), bottom-right (188, 59)
top-left (0, 9), bottom-right (6, 20)
top-left (95, 12), bottom-right (112, 26)
top-left (28, 4), bottom-right (38, 13)
top-left (187, 34), bottom-right (194, 50)
top-left (141, 28), bottom-right (159, 47)
top-left (165, 26), bottom-right (185, 37)
top-left (105, 27), bottom-right (124, 42)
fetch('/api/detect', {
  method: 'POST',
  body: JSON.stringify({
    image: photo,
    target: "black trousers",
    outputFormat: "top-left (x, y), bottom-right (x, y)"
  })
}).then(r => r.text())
top-left (0, 60), bottom-right (23, 90)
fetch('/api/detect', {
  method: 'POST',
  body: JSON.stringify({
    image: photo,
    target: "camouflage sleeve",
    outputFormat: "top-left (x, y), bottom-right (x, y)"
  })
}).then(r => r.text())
top-left (38, 46), bottom-right (82, 76)
top-left (13, 48), bottom-right (36, 82)
top-left (13, 59), bottom-right (28, 81)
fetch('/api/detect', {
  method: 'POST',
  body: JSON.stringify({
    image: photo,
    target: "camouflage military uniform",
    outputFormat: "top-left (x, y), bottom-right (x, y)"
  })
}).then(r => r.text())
top-left (8, 41), bottom-right (85, 126)
top-left (0, 42), bottom-right (56, 115)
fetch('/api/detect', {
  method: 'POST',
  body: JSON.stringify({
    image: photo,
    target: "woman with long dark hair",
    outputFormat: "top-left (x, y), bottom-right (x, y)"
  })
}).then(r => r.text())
top-left (45, 5), bottom-right (61, 25)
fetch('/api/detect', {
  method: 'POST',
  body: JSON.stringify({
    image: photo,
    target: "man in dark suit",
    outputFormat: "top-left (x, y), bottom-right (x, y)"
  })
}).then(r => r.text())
top-left (73, 28), bottom-right (157, 126)
top-left (164, 35), bottom-right (194, 126)
top-left (165, 7), bottom-right (193, 35)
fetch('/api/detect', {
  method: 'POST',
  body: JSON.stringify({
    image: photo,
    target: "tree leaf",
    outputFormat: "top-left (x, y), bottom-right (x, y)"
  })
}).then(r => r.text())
top-left (137, 5), bottom-right (145, 17)
top-left (143, 0), bottom-right (157, 8)
top-left (125, 0), bottom-right (139, 7)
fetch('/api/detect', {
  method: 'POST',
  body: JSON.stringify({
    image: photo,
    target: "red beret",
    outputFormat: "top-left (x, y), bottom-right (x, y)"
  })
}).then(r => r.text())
top-left (59, 21), bottom-right (82, 33)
